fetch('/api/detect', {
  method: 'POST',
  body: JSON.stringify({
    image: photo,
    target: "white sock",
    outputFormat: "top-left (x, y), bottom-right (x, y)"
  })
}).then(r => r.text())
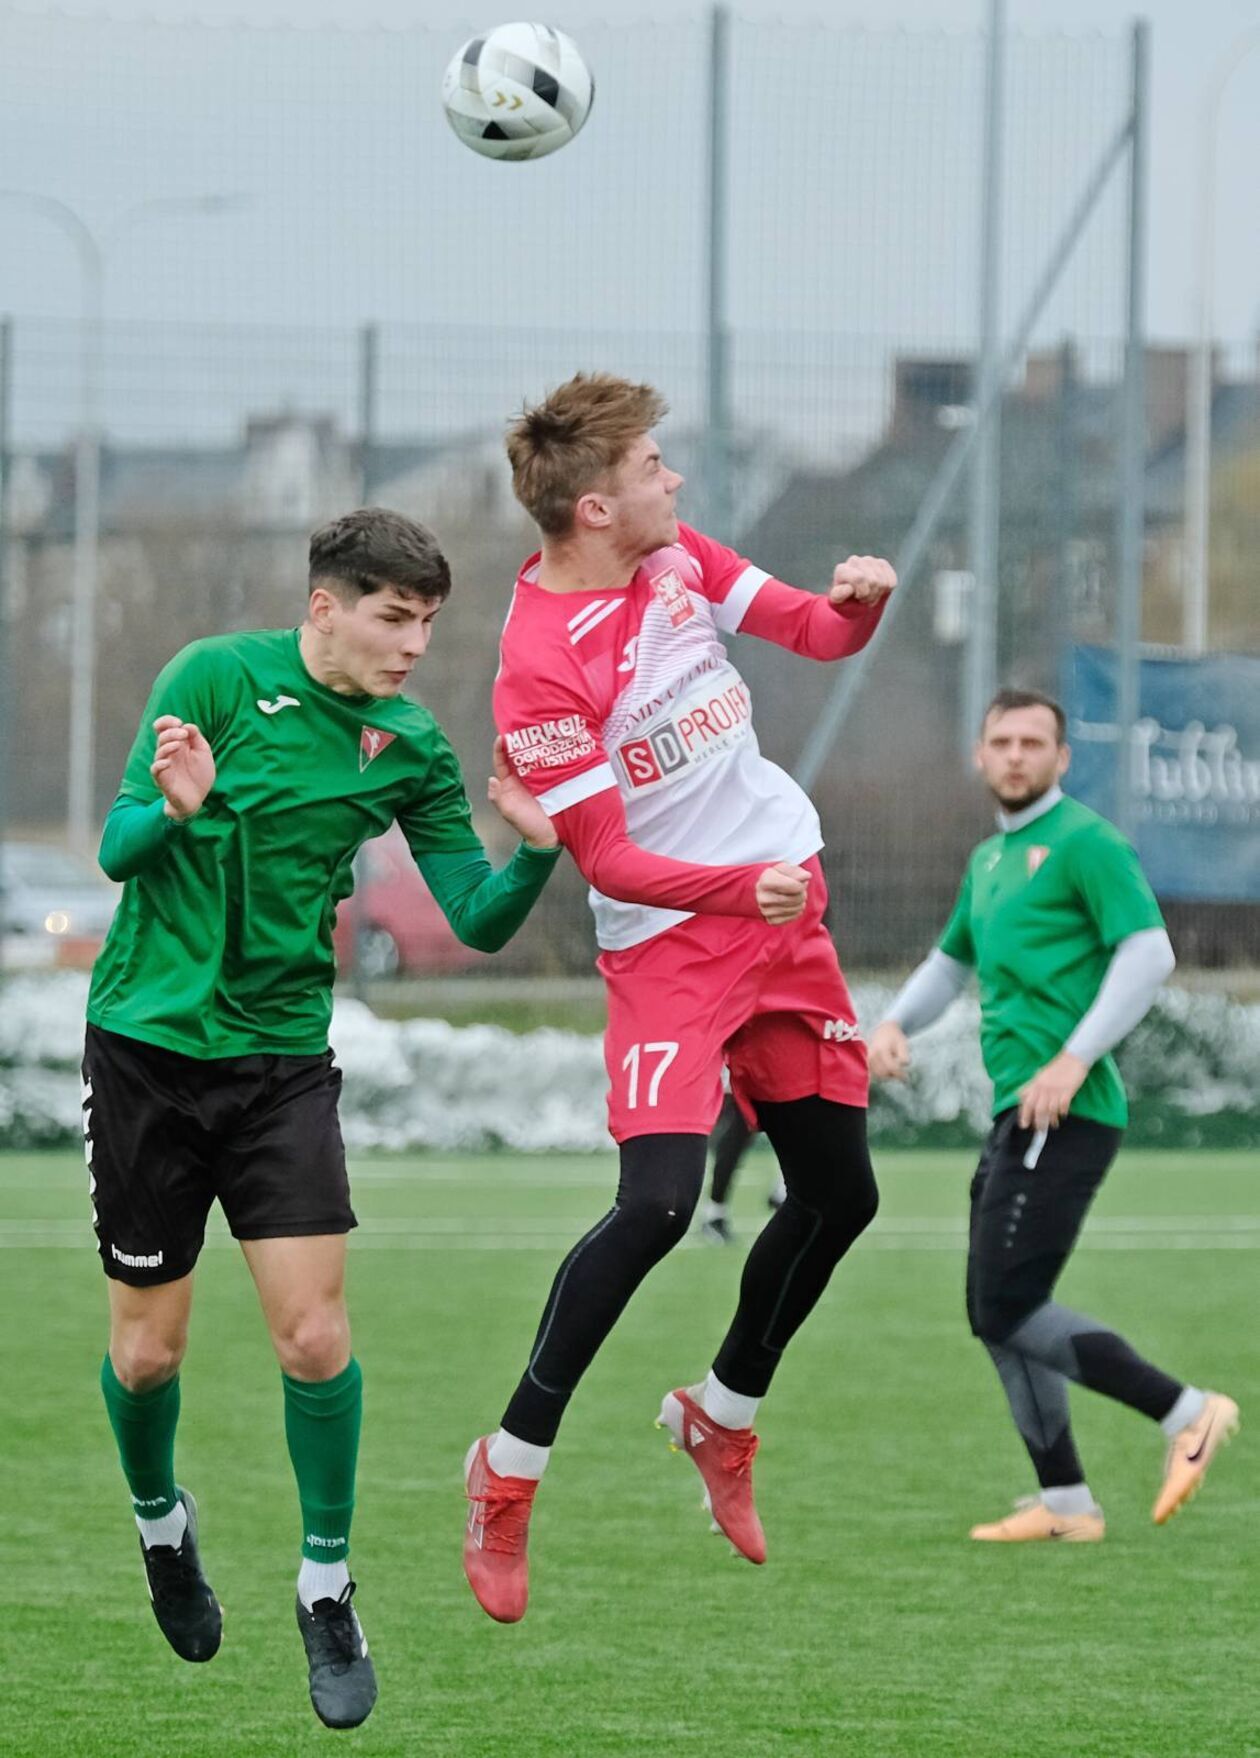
top-left (298, 1557), bottom-right (351, 1612)
top-left (136, 1501), bottom-right (188, 1549)
top-left (1160, 1386), bottom-right (1207, 1438)
top-left (698, 1371), bottom-right (759, 1432)
top-left (768, 1171), bottom-right (786, 1205)
top-left (705, 1200), bottom-right (729, 1223)
top-left (1042, 1483), bottom-right (1098, 1516)
top-left (487, 1428), bottom-right (550, 1480)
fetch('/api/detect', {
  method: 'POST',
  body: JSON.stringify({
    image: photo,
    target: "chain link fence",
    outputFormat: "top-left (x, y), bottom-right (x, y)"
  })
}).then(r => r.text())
top-left (0, 9), bottom-right (1256, 978)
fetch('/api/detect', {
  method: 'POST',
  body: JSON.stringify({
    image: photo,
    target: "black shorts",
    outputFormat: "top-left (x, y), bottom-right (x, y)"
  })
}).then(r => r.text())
top-left (82, 1023), bottom-right (356, 1287)
top-left (965, 1107), bottom-right (1123, 1344)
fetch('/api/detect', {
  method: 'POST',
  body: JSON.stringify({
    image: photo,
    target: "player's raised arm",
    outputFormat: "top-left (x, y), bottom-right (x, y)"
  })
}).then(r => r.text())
top-left (679, 523), bottom-right (895, 662)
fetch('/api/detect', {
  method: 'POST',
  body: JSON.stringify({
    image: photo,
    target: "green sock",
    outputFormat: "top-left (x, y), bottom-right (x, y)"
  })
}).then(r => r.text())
top-left (283, 1357), bottom-right (362, 1564)
top-left (100, 1354), bottom-right (180, 1520)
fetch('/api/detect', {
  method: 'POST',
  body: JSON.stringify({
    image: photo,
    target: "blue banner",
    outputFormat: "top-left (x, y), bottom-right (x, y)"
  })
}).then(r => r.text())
top-left (1065, 645), bottom-right (1260, 902)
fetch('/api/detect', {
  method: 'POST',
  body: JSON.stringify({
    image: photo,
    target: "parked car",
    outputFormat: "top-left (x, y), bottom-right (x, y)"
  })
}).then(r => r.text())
top-left (332, 825), bottom-right (483, 979)
top-left (1, 839), bottom-right (120, 964)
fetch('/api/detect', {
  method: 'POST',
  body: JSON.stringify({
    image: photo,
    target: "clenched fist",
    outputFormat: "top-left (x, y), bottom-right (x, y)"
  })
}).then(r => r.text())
top-left (756, 861), bottom-right (810, 926)
top-left (829, 555), bottom-right (897, 610)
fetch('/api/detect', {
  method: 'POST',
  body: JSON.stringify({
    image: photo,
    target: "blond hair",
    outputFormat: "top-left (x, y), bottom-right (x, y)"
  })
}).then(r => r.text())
top-left (506, 372), bottom-right (669, 537)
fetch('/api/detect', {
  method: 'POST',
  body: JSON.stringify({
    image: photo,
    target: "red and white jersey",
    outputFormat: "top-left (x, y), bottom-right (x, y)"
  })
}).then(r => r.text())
top-left (495, 523), bottom-right (822, 950)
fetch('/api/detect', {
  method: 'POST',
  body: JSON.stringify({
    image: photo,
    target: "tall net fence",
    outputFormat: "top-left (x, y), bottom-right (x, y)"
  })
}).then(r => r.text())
top-left (1, 8), bottom-right (1255, 976)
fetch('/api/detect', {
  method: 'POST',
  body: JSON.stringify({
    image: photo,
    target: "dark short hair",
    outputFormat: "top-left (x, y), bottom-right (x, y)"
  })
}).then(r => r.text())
top-left (308, 507), bottom-right (452, 603)
top-left (982, 687), bottom-right (1067, 743)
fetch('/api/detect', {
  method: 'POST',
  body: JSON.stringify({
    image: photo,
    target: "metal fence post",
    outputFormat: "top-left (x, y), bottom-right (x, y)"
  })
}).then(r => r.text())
top-left (358, 320), bottom-right (379, 503)
top-left (963, 0), bottom-right (1005, 754)
top-left (704, 4), bottom-right (733, 543)
top-left (1114, 21), bottom-right (1148, 837)
top-left (0, 316), bottom-right (11, 956)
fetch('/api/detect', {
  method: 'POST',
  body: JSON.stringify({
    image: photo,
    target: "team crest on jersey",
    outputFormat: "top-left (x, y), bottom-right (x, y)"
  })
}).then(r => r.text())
top-left (650, 566), bottom-right (696, 629)
top-left (359, 727), bottom-right (397, 772)
top-left (1026, 845), bottom-right (1051, 876)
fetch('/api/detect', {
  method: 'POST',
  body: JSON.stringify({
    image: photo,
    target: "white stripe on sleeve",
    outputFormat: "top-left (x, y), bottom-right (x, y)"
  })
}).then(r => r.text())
top-left (538, 762), bottom-right (618, 816)
top-left (712, 564), bottom-right (771, 634)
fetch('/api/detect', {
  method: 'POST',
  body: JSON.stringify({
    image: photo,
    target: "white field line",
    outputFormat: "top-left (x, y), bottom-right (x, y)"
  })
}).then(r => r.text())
top-left (4, 1215), bottom-right (1260, 1251)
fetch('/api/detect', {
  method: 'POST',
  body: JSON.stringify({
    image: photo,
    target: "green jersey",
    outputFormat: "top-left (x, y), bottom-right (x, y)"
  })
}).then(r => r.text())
top-left (938, 793), bottom-right (1164, 1128)
top-left (88, 628), bottom-right (559, 1058)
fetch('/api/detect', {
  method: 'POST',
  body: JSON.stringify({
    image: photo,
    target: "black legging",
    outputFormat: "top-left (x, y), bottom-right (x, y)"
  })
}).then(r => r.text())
top-left (500, 1097), bottom-right (878, 1445)
top-left (709, 1094), bottom-right (756, 1206)
top-left (967, 1111), bottom-right (1183, 1488)
top-left (713, 1097), bottom-right (878, 1396)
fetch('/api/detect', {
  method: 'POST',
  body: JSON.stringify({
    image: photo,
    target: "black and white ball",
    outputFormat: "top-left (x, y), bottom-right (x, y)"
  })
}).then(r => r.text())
top-left (441, 23), bottom-right (594, 162)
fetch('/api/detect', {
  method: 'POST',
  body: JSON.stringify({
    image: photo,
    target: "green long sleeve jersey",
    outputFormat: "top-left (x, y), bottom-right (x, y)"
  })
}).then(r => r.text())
top-left (88, 629), bottom-right (560, 1058)
top-left (937, 794), bottom-right (1165, 1128)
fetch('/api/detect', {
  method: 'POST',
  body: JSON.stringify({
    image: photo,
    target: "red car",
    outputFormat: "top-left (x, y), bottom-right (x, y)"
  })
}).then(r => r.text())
top-left (332, 826), bottom-right (483, 979)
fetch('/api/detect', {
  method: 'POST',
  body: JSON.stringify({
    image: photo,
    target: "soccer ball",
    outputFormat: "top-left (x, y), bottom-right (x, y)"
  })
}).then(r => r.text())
top-left (441, 22), bottom-right (594, 162)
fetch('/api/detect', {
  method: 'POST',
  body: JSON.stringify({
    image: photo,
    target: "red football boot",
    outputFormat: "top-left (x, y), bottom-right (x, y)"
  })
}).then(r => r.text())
top-left (657, 1387), bottom-right (766, 1564)
top-left (462, 1436), bottom-right (539, 1623)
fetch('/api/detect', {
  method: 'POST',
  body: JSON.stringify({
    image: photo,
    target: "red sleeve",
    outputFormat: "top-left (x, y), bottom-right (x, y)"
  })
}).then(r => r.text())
top-left (493, 655), bottom-right (610, 808)
top-left (676, 523), bottom-right (886, 656)
top-left (552, 788), bottom-right (766, 918)
top-left (674, 523), bottom-right (771, 633)
top-left (736, 576), bottom-right (888, 660)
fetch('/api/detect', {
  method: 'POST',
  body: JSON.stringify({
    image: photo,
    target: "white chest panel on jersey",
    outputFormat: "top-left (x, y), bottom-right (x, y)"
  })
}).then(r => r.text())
top-left (588, 581), bottom-right (822, 951)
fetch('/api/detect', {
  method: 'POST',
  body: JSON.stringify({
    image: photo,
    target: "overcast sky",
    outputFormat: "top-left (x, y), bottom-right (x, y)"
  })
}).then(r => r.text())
top-left (30, 0), bottom-right (1253, 343)
top-left (0, 0), bottom-right (1257, 452)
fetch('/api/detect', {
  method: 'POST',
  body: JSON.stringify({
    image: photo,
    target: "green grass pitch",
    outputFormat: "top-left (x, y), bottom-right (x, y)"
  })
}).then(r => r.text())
top-left (2, 1148), bottom-right (1257, 1757)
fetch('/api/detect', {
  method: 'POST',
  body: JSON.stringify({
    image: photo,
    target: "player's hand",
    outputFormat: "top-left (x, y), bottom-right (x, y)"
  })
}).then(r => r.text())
top-left (488, 735), bottom-right (559, 851)
top-left (150, 715), bottom-right (215, 821)
top-left (1018, 1051), bottom-right (1089, 1131)
top-left (755, 861), bottom-right (810, 925)
top-left (869, 1020), bottom-right (911, 1082)
top-left (829, 555), bottom-right (897, 611)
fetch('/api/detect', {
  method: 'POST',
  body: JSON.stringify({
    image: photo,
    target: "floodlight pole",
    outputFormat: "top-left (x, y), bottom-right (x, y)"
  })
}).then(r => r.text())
top-left (0, 195), bottom-right (105, 857)
top-left (0, 192), bottom-right (248, 851)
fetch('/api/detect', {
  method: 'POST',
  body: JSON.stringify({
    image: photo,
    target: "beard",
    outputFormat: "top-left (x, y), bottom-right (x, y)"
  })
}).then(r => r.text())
top-left (992, 775), bottom-right (1056, 812)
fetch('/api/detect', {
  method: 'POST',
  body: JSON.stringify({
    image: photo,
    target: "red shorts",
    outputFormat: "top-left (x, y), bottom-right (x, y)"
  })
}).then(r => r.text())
top-left (597, 857), bottom-right (867, 1143)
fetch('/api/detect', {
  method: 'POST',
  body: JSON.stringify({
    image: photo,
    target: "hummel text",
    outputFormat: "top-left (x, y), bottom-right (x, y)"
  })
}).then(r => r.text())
top-left (111, 1243), bottom-right (164, 1269)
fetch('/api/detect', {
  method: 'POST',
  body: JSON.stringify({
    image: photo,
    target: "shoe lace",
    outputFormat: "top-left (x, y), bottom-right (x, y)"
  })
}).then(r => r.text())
top-left (470, 1481), bottom-right (535, 1554)
top-left (309, 1584), bottom-right (361, 1671)
top-left (720, 1431), bottom-right (760, 1478)
top-left (147, 1542), bottom-right (204, 1608)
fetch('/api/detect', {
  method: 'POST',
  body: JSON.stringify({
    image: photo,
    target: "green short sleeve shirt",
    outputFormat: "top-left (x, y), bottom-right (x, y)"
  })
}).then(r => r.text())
top-left (938, 795), bottom-right (1165, 1127)
top-left (88, 629), bottom-right (486, 1057)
